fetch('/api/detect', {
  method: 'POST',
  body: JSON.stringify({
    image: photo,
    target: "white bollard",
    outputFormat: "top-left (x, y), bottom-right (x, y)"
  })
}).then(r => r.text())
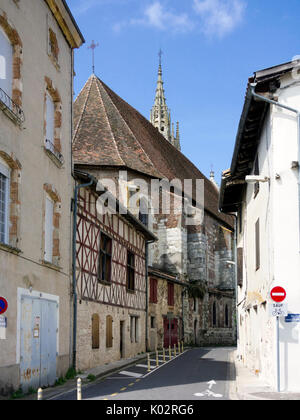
top-left (37, 388), bottom-right (43, 400)
top-left (77, 378), bottom-right (82, 401)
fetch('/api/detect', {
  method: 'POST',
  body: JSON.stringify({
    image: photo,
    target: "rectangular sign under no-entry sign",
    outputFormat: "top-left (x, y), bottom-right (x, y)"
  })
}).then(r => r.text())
top-left (285, 314), bottom-right (300, 323)
top-left (0, 315), bottom-right (7, 340)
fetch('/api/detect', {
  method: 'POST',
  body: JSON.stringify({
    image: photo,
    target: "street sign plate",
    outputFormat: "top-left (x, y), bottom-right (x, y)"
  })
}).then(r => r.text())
top-left (0, 297), bottom-right (8, 315)
top-left (285, 314), bottom-right (300, 323)
top-left (269, 303), bottom-right (288, 317)
top-left (270, 287), bottom-right (286, 303)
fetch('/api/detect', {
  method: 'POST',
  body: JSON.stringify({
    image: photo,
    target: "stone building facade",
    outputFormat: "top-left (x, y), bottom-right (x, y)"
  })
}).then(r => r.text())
top-left (0, 0), bottom-right (84, 395)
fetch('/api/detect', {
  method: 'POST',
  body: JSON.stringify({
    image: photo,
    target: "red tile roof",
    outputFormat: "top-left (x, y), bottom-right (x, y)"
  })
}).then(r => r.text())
top-left (73, 75), bottom-right (234, 228)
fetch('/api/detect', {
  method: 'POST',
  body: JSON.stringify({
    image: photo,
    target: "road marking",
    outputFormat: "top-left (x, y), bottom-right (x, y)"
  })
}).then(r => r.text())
top-left (119, 370), bottom-right (143, 378)
top-left (194, 380), bottom-right (223, 399)
top-left (120, 387), bottom-right (127, 391)
top-left (136, 364), bottom-right (155, 369)
top-left (111, 393), bottom-right (118, 397)
top-left (128, 383), bottom-right (135, 387)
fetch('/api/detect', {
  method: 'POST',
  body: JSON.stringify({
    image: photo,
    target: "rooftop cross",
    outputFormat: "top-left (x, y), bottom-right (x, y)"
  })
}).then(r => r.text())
top-left (88, 40), bottom-right (99, 74)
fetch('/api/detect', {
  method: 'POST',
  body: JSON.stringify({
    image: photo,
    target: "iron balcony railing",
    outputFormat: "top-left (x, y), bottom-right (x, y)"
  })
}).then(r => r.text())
top-left (0, 87), bottom-right (25, 125)
top-left (45, 139), bottom-right (65, 166)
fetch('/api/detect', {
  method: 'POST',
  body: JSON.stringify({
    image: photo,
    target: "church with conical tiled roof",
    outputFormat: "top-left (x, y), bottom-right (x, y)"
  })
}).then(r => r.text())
top-left (72, 63), bottom-right (236, 365)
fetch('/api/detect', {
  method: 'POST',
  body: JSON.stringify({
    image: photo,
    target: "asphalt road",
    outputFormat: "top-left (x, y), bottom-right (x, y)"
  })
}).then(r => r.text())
top-left (53, 347), bottom-right (235, 401)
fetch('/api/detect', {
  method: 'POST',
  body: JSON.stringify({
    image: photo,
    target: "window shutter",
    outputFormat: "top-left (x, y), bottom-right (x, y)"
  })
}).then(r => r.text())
top-left (92, 314), bottom-right (99, 349)
top-left (0, 27), bottom-right (13, 97)
top-left (168, 283), bottom-right (174, 306)
top-left (45, 196), bottom-right (54, 262)
top-left (106, 315), bottom-right (113, 348)
top-left (154, 279), bottom-right (158, 304)
top-left (46, 93), bottom-right (55, 143)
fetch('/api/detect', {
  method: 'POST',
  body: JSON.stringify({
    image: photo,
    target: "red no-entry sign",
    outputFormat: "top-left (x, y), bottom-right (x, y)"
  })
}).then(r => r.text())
top-left (270, 287), bottom-right (286, 303)
top-left (0, 297), bottom-right (8, 315)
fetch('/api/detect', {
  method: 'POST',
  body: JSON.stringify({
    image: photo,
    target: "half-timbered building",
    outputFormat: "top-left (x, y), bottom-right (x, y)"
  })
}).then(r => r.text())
top-left (74, 171), bottom-right (156, 370)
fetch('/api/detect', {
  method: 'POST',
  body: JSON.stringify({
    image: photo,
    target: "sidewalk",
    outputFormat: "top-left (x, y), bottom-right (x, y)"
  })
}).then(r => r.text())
top-left (4, 353), bottom-right (149, 401)
top-left (232, 353), bottom-right (300, 401)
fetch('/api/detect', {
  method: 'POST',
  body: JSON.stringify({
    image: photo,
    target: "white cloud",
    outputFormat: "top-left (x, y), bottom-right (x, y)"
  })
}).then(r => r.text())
top-left (129, 1), bottom-right (193, 33)
top-left (193, 0), bottom-right (246, 38)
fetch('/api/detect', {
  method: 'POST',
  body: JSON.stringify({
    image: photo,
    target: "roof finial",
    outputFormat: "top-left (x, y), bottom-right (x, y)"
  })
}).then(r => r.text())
top-left (158, 48), bottom-right (163, 67)
top-left (88, 40), bottom-right (99, 74)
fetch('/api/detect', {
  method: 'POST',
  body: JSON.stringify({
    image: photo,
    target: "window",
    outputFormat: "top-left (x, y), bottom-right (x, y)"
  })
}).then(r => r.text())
top-left (44, 195), bottom-right (54, 263)
top-left (106, 315), bottom-right (113, 348)
top-left (46, 93), bottom-right (55, 144)
top-left (0, 27), bottom-right (13, 98)
top-left (255, 219), bottom-right (260, 271)
top-left (225, 305), bottom-right (229, 328)
top-left (0, 161), bottom-right (10, 244)
top-left (149, 278), bottom-right (158, 304)
top-left (139, 199), bottom-right (149, 227)
top-left (150, 316), bottom-right (155, 329)
top-left (127, 251), bottom-right (135, 291)
top-left (168, 283), bottom-right (174, 307)
top-left (92, 314), bottom-right (100, 349)
top-left (44, 78), bottom-right (63, 166)
top-left (212, 302), bottom-right (217, 327)
top-left (98, 233), bottom-right (112, 283)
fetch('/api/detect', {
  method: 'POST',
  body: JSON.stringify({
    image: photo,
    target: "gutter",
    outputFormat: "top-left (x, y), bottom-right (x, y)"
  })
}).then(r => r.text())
top-left (72, 175), bottom-right (94, 370)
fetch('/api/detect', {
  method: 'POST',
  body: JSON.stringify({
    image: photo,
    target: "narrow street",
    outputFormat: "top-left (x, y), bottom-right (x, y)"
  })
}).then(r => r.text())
top-left (52, 347), bottom-right (235, 401)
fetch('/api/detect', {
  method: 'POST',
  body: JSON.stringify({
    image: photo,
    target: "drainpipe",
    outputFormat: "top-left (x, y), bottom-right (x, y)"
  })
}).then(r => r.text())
top-left (227, 213), bottom-right (238, 344)
top-left (72, 176), bottom-right (94, 370)
top-left (250, 84), bottom-right (300, 252)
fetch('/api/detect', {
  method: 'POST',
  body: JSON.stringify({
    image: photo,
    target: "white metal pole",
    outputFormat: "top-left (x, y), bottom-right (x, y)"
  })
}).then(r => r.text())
top-left (277, 316), bottom-right (280, 392)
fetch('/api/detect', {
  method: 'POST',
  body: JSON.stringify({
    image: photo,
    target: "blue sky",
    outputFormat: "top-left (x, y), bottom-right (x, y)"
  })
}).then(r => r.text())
top-left (68, 0), bottom-right (300, 183)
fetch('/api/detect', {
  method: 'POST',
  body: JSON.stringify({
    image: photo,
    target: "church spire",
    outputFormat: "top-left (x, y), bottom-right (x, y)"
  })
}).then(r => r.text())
top-left (150, 51), bottom-right (181, 151)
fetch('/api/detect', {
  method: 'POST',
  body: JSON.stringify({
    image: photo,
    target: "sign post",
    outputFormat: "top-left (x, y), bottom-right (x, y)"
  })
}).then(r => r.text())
top-left (0, 297), bottom-right (8, 340)
top-left (270, 287), bottom-right (287, 393)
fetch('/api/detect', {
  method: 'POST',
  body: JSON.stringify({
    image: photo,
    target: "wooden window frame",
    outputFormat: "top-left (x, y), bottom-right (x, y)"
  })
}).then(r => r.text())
top-left (127, 251), bottom-right (135, 292)
top-left (92, 314), bottom-right (100, 350)
top-left (98, 232), bottom-right (112, 284)
top-left (149, 278), bottom-right (158, 304)
top-left (167, 282), bottom-right (174, 307)
top-left (106, 315), bottom-right (113, 348)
